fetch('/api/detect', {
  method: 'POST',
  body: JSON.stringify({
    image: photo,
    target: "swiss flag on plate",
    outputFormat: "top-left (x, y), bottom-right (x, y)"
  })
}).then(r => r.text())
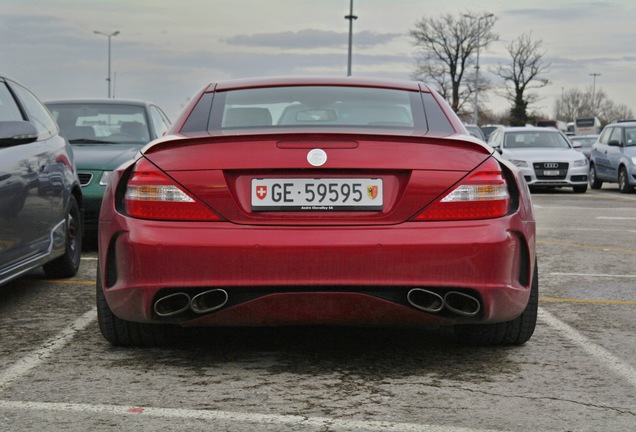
top-left (256, 185), bottom-right (267, 200)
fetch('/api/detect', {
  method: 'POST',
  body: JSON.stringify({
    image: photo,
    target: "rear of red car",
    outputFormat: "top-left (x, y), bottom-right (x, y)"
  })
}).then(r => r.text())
top-left (97, 77), bottom-right (536, 347)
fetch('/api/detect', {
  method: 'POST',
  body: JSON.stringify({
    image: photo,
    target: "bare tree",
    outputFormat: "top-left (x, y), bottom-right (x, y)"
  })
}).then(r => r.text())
top-left (494, 32), bottom-right (550, 126)
top-left (555, 87), bottom-right (634, 125)
top-left (604, 103), bottom-right (634, 123)
top-left (555, 88), bottom-right (587, 121)
top-left (410, 12), bottom-right (497, 114)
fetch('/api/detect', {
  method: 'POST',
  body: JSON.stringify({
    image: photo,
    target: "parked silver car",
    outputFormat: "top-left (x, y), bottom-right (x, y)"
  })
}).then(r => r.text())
top-left (0, 75), bottom-right (83, 286)
top-left (569, 134), bottom-right (599, 160)
top-left (589, 121), bottom-right (636, 193)
top-left (488, 126), bottom-right (588, 193)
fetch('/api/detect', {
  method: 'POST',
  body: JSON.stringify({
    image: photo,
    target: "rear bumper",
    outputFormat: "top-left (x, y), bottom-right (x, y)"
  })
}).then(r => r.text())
top-left (99, 213), bottom-right (536, 327)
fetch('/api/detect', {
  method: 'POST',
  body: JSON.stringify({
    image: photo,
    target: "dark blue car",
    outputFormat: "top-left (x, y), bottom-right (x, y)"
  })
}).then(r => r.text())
top-left (0, 75), bottom-right (83, 286)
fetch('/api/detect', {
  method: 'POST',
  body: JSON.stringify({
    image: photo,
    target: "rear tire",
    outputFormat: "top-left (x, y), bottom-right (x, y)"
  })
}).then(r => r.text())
top-left (96, 268), bottom-right (180, 347)
top-left (43, 195), bottom-right (82, 278)
top-left (454, 260), bottom-right (538, 346)
top-left (618, 167), bottom-right (633, 193)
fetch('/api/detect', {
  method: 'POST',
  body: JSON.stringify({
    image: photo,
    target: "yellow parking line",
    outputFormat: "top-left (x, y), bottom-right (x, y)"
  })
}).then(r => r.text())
top-left (45, 279), bottom-right (95, 285)
top-left (540, 297), bottom-right (636, 305)
top-left (537, 240), bottom-right (636, 254)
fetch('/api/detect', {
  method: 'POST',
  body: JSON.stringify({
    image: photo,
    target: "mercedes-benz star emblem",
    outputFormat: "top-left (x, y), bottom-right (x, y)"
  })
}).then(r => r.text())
top-left (307, 149), bottom-right (327, 167)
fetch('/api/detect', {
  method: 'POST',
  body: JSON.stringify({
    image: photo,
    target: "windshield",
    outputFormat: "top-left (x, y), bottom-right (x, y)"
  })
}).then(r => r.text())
top-left (46, 103), bottom-right (150, 144)
top-left (503, 131), bottom-right (571, 149)
top-left (209, 86), bottom-right (427, 130)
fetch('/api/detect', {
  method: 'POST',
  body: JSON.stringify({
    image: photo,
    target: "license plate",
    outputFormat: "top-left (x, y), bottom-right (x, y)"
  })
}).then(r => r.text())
top-left (543, 170), bottom-right (560, 176)
top-left (251, 178), bottom-right (383, 211)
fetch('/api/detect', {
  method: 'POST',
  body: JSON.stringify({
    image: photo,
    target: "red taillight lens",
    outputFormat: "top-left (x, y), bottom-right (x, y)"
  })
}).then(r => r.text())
top-left (124, 158), bottom-right (222, 221)
top-left (413, 158), bottom-right (510, 221)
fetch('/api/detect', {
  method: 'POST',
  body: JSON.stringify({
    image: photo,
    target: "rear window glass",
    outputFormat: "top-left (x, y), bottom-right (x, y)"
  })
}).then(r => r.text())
top-left (200, 86), bottom-right (445, 133)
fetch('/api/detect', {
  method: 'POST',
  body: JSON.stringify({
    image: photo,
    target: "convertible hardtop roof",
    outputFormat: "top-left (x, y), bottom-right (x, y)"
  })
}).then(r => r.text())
top-left (207, 76), bottom-right (431, 93)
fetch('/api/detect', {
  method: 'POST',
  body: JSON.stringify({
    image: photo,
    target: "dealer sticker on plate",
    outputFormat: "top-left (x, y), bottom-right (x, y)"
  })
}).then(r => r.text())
top-left (251, 178), bottom-right (383, 211)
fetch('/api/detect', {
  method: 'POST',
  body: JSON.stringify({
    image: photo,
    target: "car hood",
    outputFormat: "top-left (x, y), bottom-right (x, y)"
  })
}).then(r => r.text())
top-left (72, 144), bottom-right (144, 170)
top-left (502, 148), bottom-right (584, 162)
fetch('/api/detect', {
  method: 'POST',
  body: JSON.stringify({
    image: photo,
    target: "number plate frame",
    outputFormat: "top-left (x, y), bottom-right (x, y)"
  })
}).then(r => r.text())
top-left (251, 178), bottom-right (383, 211)
top-left (542, 170), bottom-right (561, 176)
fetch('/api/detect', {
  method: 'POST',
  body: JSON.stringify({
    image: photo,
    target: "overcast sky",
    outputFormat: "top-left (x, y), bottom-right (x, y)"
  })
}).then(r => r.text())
top-left (1, 0), bottom-right (634, 121)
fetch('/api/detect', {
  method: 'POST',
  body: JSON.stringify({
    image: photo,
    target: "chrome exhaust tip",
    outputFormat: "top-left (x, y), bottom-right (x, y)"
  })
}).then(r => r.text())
top-left (443, 291), bottom-right (481, 317)
top-left (407, 288), bottom-right (445, 313)
top-left (153, 292), bottom-right (191, 317)
top-left (190, 289), bottom-right (229, 314)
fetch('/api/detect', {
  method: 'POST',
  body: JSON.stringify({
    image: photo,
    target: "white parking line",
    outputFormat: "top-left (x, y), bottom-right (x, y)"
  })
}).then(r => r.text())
top-left (1, 306), bottom-right (634, 429)
top-left (538, 308), bottom-right (636, 388)
top-left (0, 400), bottom-right (498, 432)
top-left (550, 272), bottom-right (636, 278)
top-left (0, 308), bottom-right (97, 391)
top-left (538, 227), bottom-right (636, 233)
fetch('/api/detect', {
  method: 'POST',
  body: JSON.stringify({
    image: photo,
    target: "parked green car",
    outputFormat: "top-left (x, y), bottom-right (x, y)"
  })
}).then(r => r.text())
top-left (45, 99), bottom-right (171, 241)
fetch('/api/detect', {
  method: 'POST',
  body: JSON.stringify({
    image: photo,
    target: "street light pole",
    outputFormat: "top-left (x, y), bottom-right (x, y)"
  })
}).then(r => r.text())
top-left (589, 73), bottom-right (601, 115)
top-left (464, 14), bottom-right (493, 125)
top-left (94, 30), bottom-right (120, 98)
top-left (344, 0), bottom-right (357, 76)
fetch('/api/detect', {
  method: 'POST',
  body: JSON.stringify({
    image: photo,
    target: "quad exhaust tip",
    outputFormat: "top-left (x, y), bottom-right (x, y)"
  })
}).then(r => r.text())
top-left (406, 289), bottom-right (444, 313)
top-left (407, 288), bottom-right (481, 317)
top-left (190, 289), bottom-right (229, 314)
top-left (153, 289), bottom-right (229, 317)
top-left (153, 292), bottom-right (191, 317)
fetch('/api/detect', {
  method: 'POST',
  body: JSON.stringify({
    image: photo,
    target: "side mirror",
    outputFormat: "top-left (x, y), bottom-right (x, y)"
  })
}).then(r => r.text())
top-left (571, 141), bottom-right (582, 149)
top-left (0, 121), bottom-right (38, 147)
top-left (608, 139), bottom-right (621, 147)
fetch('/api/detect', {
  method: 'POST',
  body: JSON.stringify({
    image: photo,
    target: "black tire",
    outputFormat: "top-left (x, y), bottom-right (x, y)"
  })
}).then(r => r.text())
top-left (618, 167), bottom-right (633, 193)
top-left (454, 260), bottom-right (538, 346)
top-left (96, 269), bottom-right (180, 347)
top-left (573, 184), bottom-right (587, 193)
top-left (589, 164), bottom-right (602, 189)
top-left (43, 195), bottom-right (82, 278)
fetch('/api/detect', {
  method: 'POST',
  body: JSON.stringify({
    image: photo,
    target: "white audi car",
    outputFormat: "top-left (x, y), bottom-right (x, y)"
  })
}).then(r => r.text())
top-left (488, 126), bottom-right (589, 193)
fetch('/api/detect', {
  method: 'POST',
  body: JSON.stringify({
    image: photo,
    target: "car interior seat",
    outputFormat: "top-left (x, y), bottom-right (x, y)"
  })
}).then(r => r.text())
top-left (223, 107), bottom-right (273, 127)
top-left (120, 121), bottom-right (150, 142)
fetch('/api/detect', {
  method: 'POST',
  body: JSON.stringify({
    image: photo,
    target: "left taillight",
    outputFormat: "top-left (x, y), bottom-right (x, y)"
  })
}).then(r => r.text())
top-left (413, 158), bottom-right (510, 221)
top-left (124, 158), bottom-right (222, 221)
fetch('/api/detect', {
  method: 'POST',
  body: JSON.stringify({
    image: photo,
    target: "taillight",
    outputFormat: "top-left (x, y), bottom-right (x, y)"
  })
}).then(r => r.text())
top-left (124, 158), bottom-right (222, 221)
top-left (413, 158), bottom-right (510, 221)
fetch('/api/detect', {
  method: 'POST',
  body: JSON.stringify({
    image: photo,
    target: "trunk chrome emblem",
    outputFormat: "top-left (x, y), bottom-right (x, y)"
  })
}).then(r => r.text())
top-left (307, 149), bottom-right (327, 167)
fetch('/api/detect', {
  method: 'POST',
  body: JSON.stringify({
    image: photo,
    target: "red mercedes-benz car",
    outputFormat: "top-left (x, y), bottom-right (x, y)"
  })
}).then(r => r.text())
top-left (97, 76), bottom-right (537, 347)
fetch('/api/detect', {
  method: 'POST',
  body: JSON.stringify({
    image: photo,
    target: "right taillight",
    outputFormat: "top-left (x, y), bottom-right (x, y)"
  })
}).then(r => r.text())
top-left (124, 158), bottom-right (222, 221)
top-left (413, 158), bottom-right (510, 221)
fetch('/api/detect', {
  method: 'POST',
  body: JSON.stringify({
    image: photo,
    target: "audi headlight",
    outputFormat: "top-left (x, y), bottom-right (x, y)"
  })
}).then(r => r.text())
top-left (573, 158), bottom-right (588, 167)
top-left (509, 159), bottom-right (528, 168)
